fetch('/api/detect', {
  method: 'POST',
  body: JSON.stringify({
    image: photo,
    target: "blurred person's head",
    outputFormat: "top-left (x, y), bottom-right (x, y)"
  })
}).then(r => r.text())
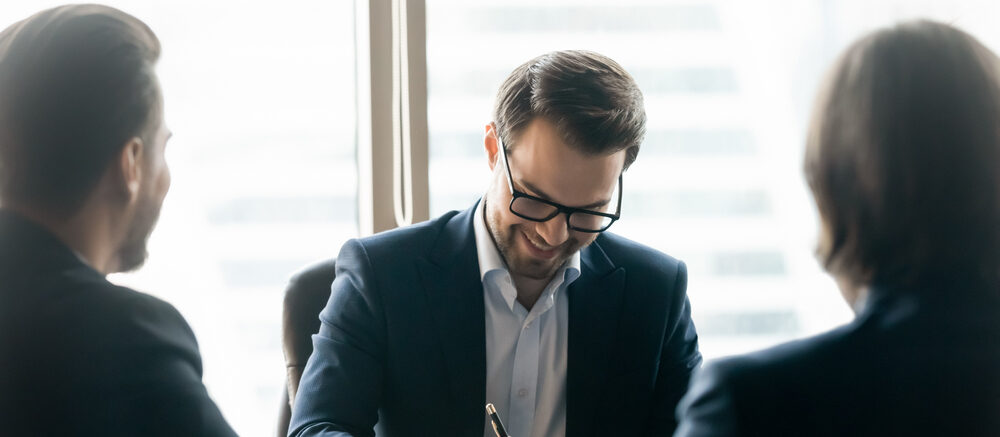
top-left (0, 4), bottom-right (169, 274)
top-left (805, 20), bottom-right (1000, 307)
top-left (483, 50), bottom-right (645, 282)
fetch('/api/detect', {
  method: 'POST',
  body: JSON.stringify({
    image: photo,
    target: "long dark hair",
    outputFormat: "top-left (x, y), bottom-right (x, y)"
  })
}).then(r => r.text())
top-left (805, 20), bottom-right (1000, 290)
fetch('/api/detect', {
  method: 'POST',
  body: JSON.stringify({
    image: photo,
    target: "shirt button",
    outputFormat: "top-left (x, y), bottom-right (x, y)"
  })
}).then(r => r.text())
top-left (518, 389), bottom-right (528, 397)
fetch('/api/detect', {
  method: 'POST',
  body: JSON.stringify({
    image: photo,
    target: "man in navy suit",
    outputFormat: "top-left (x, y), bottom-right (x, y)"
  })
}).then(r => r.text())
top-left (289, 50), bottom-right (701, 437)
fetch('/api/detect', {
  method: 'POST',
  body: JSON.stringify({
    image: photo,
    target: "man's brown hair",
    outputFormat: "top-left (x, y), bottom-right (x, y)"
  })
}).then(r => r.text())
top-left (805, 20), bottom-right (1000, 289)
top-left (0, 4), bottom-right (161, 216)
top-left (493, 50), bottom-right (646, 169)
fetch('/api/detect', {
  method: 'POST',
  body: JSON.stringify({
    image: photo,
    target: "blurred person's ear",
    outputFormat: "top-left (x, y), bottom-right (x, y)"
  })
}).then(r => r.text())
top-left (117, 137), bottom-right (144, 204)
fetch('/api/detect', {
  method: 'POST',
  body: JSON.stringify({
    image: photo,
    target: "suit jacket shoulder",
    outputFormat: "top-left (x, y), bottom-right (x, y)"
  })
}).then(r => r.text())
top-left (0, 210), bottom-right (236, 437)
top-left (91, 283), bottom-right (236, 436)
top-left (676, 288), bottom-right (1000, 437)
top-left (592, 231), bottom-right (685, 285)
top-left (350, 209), bottom-right (459, 261)
top-left (595, 232), bottom-right (682, 267)
top-left (676, 319), bottom-right (870, 437)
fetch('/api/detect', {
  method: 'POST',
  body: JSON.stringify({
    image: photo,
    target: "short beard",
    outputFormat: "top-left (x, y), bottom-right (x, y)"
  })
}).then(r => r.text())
top-left (114, 190), bottom-right (162, 273)
top-left (485, 199), bottom-right (583, 281)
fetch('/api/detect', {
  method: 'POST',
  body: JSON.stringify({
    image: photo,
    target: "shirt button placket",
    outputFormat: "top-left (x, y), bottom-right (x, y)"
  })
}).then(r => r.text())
top-left (510, 319), bottom-right (540, 437)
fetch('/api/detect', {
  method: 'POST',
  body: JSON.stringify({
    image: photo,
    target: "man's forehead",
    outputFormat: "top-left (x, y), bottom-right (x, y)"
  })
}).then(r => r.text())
top-left (507, 154), bottom-right (620, 209)
top-left (507, 139), bottom-right (625, 176)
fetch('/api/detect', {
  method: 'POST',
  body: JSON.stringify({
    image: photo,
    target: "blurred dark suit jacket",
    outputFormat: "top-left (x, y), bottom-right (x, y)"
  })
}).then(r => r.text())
top-left (675, 282), bottom-right (1000, 437)
top-left (288, 203), bottom-right (702, 437)
top-left (0, 210), bottom-right (236, 436)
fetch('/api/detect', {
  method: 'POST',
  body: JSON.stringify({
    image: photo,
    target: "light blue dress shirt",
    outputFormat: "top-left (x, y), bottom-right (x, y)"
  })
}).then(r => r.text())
top-left (474, 199), bottom-right (581, 437)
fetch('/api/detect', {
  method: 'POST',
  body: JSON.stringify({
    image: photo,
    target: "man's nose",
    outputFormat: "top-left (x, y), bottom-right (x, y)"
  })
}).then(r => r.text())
top-left (535, 213), bottom-right (570, 247)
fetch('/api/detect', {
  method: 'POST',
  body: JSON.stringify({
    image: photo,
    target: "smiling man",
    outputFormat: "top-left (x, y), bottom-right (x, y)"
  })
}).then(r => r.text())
top-left (290, 50), bottom-right (701, 437)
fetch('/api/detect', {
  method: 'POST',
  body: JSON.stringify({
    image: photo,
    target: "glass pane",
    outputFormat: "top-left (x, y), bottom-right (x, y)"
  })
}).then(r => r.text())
top-left (426, 0), bottom-right (1000, 359)
top-left (1, 2), bottom-right (358, 435)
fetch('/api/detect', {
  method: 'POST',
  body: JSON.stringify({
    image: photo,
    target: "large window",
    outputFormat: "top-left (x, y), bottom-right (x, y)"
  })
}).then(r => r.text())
top-left (425, 0), bottom-right (1000, 359)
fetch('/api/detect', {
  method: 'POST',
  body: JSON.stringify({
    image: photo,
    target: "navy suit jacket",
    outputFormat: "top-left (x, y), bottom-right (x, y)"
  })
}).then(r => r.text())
top-left (675, 283), bottom-right (1000, 437)
top-left (290, 204), bottom-right (702, 437)
top-left (0, 210), bottom-right (236, 436)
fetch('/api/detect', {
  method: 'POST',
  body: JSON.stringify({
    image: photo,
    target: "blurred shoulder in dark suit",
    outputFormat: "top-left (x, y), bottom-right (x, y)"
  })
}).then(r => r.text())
top-left (675, 20), bottom-right (1000, 437)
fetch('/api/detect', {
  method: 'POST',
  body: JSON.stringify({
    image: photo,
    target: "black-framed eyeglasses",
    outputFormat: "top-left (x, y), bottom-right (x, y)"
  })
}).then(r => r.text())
top-left (496, 127), bottom-right (622, 233)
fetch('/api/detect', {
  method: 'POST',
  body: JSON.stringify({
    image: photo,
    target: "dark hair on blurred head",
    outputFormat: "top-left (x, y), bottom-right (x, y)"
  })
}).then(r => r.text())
top-left (493, 50), bottom-right (646, 169)
top-left (0, 4), bottom-right (161, 216)
top-left (805, 20), bottom-right (1000, 289)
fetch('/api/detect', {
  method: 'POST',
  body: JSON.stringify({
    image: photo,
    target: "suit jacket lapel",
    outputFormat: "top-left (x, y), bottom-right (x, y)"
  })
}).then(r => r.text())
top-left (567, 238), bottom-right (627, 437)
top-left (417, 205), bottom-right (487, 429)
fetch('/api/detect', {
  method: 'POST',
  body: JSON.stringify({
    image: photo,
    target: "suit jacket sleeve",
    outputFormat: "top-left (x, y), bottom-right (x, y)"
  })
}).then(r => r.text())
top-left (650, 261), bottom-right (704, 435)
top-left (107, 291), bottom-right (237, 437)
top-left (673, 360), bottom-right (740, 437)
top-left (289, 239), bottom-right (386, 437)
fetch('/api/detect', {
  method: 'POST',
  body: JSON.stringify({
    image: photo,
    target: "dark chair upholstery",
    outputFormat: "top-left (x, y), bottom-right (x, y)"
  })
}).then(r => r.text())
top-left (277, 259), bottom-right (337, 437)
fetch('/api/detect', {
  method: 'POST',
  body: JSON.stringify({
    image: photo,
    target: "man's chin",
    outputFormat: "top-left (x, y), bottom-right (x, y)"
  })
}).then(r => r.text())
top-left (113, 226), bottom-right (154, 273)
top-left (113, 247), bottom-right (149, 273)
top-left (511, 256), bottom-right (564, 281)
top-left (114, 198), bottom-right (161, 273)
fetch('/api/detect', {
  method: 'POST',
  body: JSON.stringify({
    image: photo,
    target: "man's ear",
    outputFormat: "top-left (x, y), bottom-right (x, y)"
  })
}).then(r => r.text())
top-left (118, 137), bottom-right (144, 203)
top-left (484, 122), bottom-right (500, 171)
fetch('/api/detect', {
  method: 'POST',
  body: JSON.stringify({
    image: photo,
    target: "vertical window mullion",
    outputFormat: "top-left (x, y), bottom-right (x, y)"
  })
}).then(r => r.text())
top-left (356, 0), bottom-right (428, 236)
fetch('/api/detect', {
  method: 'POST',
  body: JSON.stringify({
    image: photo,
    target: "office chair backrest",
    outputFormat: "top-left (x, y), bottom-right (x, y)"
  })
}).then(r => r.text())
top-left (277, 258), bottom-right (337, 437)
